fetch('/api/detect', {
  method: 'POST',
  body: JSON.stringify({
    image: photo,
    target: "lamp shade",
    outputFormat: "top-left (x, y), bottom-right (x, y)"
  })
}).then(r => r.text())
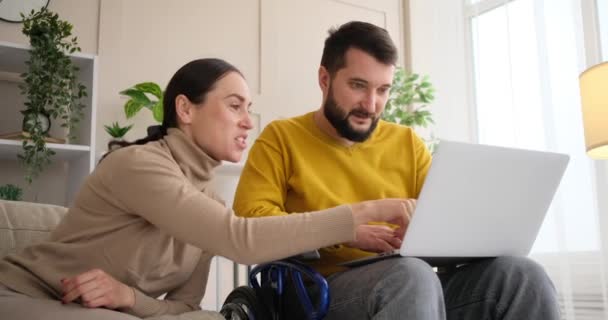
top-left (579, 61), bottom-right (608, 159)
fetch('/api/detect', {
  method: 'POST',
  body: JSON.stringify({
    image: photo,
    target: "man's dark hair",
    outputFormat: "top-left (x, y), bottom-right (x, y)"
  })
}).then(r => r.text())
top-left (320, 21), bottom-right (397, 75)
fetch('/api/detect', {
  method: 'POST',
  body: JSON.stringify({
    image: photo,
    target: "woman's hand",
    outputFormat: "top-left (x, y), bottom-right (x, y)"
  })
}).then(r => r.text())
top-left (346, 224), bottom-right (402, 252)
top-left (351, 198), bottom-right (416, 241)
top-left (61, 269), bottom-right (135, 309)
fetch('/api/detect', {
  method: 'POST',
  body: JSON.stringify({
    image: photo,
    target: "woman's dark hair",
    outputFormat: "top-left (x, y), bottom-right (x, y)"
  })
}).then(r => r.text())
top-left (321, 21), bottom-right (397, 76)
top-left (105, 58), bottom-right (241, 157)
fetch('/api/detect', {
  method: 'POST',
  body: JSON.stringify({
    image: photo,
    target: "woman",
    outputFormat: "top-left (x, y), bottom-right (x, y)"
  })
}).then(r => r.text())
top-left (0, 59), bottom-right (413, 320)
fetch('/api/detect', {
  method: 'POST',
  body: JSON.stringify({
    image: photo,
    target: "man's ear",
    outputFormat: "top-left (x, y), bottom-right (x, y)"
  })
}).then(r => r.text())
top-left (175, 94), bottom-right (193, 125)
top-left (318, 66), bottom-right (330, 92)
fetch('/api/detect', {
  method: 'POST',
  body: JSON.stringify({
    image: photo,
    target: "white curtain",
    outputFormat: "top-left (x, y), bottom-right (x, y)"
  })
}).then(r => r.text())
top-left (466, 0), bottom-right (608, 318)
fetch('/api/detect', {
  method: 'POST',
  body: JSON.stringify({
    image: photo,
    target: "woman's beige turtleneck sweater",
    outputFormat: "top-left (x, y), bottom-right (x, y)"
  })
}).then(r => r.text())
top-left (0, 128), bottom-right (355, 318)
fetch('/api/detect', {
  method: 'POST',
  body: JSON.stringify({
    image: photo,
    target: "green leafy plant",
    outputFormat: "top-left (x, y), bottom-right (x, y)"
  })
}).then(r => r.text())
top-left (382, 67), bottom-right (435, 127)
top-left (120, 82), bottom-right (164, 123)
top-left (0, 184), bottom-right (24, 201)
top-left (382, 67), bottom-right (437, 151)
top-left (19, 8), bottom-right (87, 184)
top-left (104, 122), bottom-right (133, 139)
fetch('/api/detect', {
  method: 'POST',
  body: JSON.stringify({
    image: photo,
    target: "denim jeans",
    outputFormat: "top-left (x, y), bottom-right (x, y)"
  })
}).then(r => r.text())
top-left (284, 256), bottom-right (560, 320)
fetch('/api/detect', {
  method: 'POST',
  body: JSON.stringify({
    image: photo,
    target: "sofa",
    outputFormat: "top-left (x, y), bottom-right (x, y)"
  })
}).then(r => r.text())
top-left (0, 200), bottom-right (224, 320)
top-left (0, 199), bottom-right (67, 258)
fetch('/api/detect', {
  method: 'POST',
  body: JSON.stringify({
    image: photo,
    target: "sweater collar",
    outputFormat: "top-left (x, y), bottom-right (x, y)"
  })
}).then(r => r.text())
top-left (164, 128), bottom-right (220, 188)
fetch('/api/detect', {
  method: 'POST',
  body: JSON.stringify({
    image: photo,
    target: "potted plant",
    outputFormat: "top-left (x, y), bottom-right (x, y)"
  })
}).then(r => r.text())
top-left (382, 67), bottom-right (437, 151)
top-left (0, 184), bottom-right (24, 201)
top-left (104, 122), bottom-right (133, 140)
top-left (120, 82), bottom-right (164, 123)
top-left (18, 8), bottom-right (87, 184)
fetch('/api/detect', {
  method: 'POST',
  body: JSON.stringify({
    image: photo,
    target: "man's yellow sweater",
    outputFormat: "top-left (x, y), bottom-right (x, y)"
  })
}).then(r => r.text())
top-left (234, 112), bottom-right (432, 276)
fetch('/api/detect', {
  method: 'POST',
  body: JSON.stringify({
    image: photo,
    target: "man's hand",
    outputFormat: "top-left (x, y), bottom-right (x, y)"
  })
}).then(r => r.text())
top-left (351, 198), bottom-right (417, 244)
top-left (61, 268), bottom-right (135, 309)
top-left (346, 224), bottom-right (402, 253)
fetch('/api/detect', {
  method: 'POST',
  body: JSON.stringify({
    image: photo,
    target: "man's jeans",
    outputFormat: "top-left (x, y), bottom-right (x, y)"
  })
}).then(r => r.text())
top-left (284, 256), bottom-right (560, 319)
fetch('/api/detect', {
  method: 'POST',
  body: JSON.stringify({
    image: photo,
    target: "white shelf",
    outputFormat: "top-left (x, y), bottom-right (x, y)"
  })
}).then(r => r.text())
top-left (0, 139), bottom-right (90, 161)
top-left (0, 40), bottom-right (97, 206)
top-left (0, 40), bottom-right (95, 74)
top-left (0, 71), bottom-right (22, 83)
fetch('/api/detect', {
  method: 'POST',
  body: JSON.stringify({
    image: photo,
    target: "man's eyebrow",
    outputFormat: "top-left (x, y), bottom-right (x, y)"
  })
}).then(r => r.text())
top-left (350, 77), bottom-right (392, 88)
top-left (224, 93), bottom-right (252, 106)
top-left (349, 77), bottom-right (368, 84)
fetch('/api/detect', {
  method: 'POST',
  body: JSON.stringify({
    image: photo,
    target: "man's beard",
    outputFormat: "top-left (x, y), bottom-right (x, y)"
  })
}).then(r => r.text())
top-left (323, 87), bottom-right (379, 142)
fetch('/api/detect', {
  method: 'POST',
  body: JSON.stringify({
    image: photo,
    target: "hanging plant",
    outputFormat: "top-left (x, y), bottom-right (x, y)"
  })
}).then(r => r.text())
top-left (18, 8), bottom-right (87, 184)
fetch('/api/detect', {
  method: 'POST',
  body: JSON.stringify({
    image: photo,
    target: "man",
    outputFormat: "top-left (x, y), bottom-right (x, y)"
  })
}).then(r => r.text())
top-left (233, 21), bottom-right (560, 319)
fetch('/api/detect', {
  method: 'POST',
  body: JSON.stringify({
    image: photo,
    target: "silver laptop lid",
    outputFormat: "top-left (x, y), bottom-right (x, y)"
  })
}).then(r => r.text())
top-left (401, 140), bottom-right (569, 258)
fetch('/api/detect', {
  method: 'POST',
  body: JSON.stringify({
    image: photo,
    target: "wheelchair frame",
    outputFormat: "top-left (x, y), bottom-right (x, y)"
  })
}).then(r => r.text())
top-left (221, 259), bottom-right (331, 320)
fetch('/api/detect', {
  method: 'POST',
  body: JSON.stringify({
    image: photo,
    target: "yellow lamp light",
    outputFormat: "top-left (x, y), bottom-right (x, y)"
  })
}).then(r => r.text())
top-left (580, 61), bottom-right (608, 159)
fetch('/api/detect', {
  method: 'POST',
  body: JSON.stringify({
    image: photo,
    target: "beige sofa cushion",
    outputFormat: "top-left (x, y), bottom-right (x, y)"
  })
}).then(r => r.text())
top-left (0, 201), bottom-right (227, 320)
top-left (0, 200), bottom-right (67, 258)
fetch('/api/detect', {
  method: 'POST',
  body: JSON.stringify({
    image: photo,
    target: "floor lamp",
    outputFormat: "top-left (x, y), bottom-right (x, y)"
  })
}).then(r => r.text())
top-left (580, 61), bottom-right (608, 159)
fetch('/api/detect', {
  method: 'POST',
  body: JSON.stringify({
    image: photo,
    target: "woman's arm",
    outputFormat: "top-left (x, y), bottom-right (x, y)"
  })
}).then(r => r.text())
top-left (60, 256), bottom-right (212, 318)
top-left (102, 147), bottom-right (409, 265)
top-left (122, 255), bottom-right (212, 317)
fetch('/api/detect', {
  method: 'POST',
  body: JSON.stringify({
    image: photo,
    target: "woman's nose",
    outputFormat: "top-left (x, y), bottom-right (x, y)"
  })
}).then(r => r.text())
top-left (240, 113), bottom-right (254, 130)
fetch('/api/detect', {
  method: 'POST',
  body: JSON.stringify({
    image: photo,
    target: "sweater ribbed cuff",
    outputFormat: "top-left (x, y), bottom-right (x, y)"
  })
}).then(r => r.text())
top-left (309, 204), bottom-right (355, 244)
top-left (120, 287), bottom-right (162, 318)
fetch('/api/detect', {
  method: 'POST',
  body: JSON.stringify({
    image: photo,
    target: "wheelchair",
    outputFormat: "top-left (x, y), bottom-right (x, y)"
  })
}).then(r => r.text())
top-left (220, 253), bottom-right (330, 320)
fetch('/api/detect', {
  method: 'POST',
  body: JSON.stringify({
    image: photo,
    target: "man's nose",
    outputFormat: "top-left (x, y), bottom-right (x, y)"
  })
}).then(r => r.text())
top-left (361, 92), bottom-right (377, 113)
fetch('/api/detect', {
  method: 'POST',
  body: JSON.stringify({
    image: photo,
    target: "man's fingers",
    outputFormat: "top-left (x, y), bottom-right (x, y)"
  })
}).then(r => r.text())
top-left (402, 201), bottom-right (413, 219)
top-left (378, 239), bottom-right (395, 252)
top-left (373, 226), bottom-right (399, 241)
top-left (401, 200), bottom-right (416, 222)
top-left (386, 235), bottom-right (402, 249)
top-left (393, 225), bottom-right (406, 241)
top-left (374, 225), bottom-right (394, 232)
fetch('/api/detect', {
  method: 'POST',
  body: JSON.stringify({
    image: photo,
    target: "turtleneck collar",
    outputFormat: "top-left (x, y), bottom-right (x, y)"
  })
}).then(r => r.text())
top-left (163, 128), bottom-right (221, 189)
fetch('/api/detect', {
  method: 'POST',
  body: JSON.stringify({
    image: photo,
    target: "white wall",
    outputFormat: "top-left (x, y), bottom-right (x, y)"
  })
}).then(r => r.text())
top-left (407, 0), bottom-right (474, 142)
top-left (95, 0), bottom-right (263, 159)
top-left (0, 0), bottom-right (406, 156)
top-left (0, 0), bottom-right (474, 156)
top-left (95, 0), bottom-right (404, 158)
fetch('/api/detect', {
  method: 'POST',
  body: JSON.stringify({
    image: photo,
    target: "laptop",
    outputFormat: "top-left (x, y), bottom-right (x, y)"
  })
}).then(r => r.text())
top-left (338, 140), bottom-right (570, 268)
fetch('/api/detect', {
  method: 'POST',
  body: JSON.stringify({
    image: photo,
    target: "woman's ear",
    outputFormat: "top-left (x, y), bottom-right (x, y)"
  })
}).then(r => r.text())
top-left (175, 94), bottom-right (194, 125)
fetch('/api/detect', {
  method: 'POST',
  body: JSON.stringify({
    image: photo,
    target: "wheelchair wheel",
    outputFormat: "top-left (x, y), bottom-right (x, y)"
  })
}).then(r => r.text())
top-left (220, 286), bottom-right (271, 320)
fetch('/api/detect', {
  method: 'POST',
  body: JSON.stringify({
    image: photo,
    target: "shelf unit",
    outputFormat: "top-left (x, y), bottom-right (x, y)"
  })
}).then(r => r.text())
top-left (0, 41), bottom-right (97, 206)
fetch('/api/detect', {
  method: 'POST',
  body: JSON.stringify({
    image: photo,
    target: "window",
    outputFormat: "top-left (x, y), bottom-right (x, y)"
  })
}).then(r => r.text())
top-left (466, 0), bottom-right (606, 318)
top-left (599, 0), bottom-right (608, 59)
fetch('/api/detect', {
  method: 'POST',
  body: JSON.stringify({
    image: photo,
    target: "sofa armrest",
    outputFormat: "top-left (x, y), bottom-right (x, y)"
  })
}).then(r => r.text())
top-left (0, 200), bottom-right (67, 258)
